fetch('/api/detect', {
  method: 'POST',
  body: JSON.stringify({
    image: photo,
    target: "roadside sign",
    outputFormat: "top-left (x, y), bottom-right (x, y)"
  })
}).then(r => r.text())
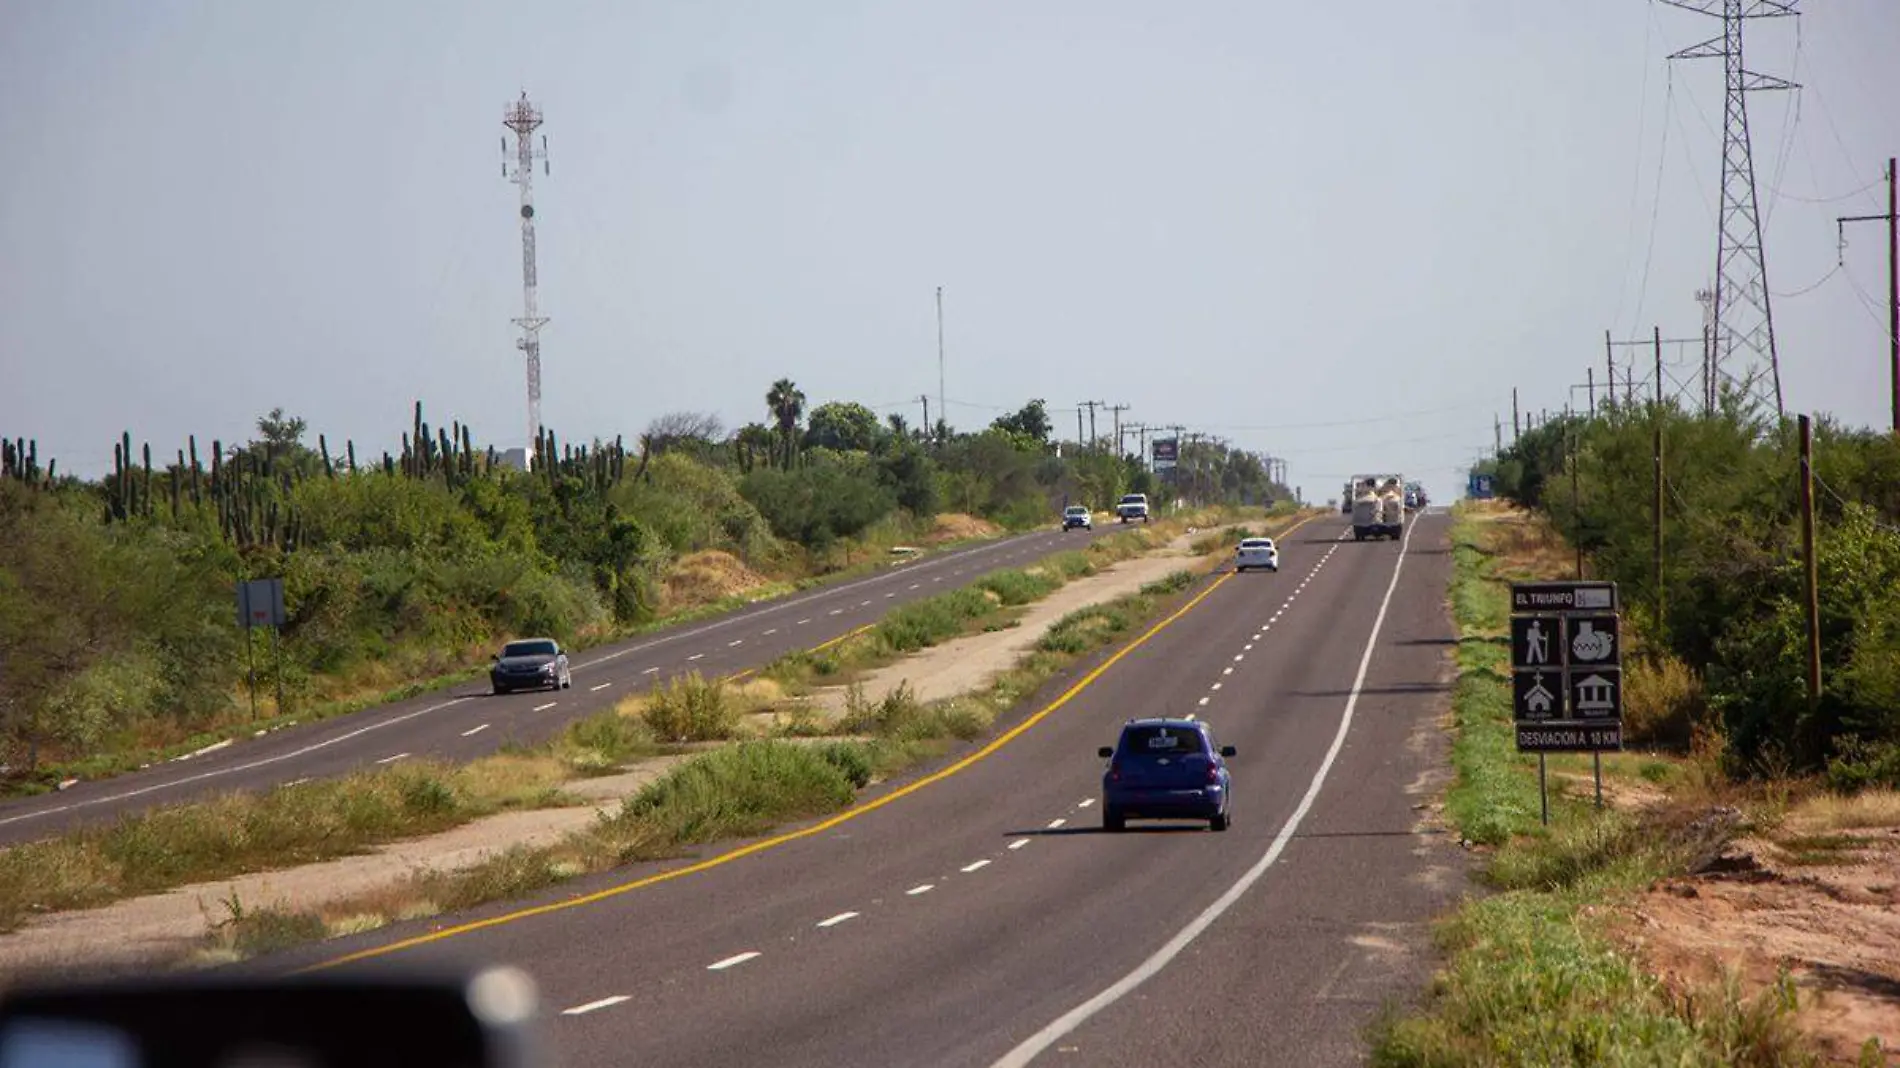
top-left (1510, 580), bottom-right (1621, 755)
top-left (1151, 438), bottom-right (1178, 470)
top-left (236, 578), bottom-right (286, 630)
top-left (1517, 722), bottom-right (1623, 753)
top-left (1510, 581), bottom-right (1617, 613)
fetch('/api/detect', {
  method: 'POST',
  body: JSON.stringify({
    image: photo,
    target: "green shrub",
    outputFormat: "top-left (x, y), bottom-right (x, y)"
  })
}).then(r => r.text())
top-left (641, 673), bottom-right (739, 743)
top-left (874, 588), bottom-right (995, 653)
top-left (616, 741), bottom-right (863, 843)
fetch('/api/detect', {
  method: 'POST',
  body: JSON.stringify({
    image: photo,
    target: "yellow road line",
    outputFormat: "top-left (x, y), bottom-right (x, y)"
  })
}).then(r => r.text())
top-left (301, 511), bottom-right (1327, 972)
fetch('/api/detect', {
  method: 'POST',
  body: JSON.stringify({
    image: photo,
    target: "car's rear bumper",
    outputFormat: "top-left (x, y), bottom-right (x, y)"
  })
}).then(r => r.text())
top-left (1105, 786), bottom-right (1224, 818)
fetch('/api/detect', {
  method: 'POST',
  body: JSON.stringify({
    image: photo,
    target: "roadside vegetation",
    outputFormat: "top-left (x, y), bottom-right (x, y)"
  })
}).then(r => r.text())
top-left (195, 524), bottom-right (1262, 963)
top-left (1, 507), bottom-right (1294, 954)
top-left (1372, 501), bottom-right (1891, 1066)
top-left (0, 395), bottom-right (1288, 793)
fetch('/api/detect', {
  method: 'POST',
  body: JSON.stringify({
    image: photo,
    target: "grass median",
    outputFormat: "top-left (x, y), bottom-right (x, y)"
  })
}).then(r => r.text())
top-left (1368, 503), bottom-right (1820, 1067)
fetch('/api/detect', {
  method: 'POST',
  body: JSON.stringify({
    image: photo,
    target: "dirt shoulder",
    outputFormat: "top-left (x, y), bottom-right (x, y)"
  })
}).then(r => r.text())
top-left (1612, 793), bottom-right (1900, 1065)
top-left (0, 511), bottom-right (1307, 981)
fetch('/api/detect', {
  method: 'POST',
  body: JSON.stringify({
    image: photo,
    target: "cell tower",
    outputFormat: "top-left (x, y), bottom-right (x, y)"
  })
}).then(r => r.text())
top-left (502, 92), bottom-right (550, 464)
top-left (1663, 0), bottom-right (1799, 420)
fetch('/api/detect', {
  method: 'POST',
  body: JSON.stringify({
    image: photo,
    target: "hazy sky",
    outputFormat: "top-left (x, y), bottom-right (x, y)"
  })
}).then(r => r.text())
top-left (3, 1), bottom-right (1896, 501)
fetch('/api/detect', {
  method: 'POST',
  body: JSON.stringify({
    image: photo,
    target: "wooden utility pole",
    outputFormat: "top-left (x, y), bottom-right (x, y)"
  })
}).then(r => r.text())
top-left (1605, 329), bottom-right (1615, 411)
top-left (1654, 326), bottom-right (1665, 627)
top-left (1799, 413), bottom-right (1822, 713)
top-left (1108, 404), bottom-right (1130, 457)
top-left (1835, 158), bottom-right (1899, 435)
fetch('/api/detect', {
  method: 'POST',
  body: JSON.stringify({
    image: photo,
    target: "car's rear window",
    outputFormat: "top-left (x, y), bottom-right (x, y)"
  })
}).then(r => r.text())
top-left (1066, 507), bottom-right (1087, 514)
top-left (503, 640), bottom-right (557, 657)
top-left (1239, 538), bottom-right (1274, 549)
top-left (1116, 725), bottom-right (1209, 760)
top-left (1120, 495), bottom-right (1144, 504)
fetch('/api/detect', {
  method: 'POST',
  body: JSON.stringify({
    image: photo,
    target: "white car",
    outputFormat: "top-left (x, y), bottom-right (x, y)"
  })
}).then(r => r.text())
top-left (1235, 536), bottom-right (1279, 573)
top-left (1062, 505), bottom-right (1093, 531)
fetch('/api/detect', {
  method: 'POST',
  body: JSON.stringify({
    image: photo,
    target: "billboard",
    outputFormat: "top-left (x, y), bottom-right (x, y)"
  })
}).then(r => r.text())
top-left (1151, 438), bottom-right (1179, 470)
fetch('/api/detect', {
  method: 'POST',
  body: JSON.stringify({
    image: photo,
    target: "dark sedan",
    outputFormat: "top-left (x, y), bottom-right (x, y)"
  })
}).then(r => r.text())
top-left (489, 638), bottom-right (572, 695)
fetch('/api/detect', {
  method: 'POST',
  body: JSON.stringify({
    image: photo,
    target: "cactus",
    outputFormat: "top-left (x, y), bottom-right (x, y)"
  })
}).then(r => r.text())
top-left (142, 442), bottom-right (154, 518)
top-left (345, 439), bottom-right (356, 474)
top-left (319, 434), bottom-right (333, 478)
top-left (187, 436), bottom-right (203, 505)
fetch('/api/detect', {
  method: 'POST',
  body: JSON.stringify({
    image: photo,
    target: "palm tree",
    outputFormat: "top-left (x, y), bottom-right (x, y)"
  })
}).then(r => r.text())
top-left (766, 379), bottom-right (806, 470)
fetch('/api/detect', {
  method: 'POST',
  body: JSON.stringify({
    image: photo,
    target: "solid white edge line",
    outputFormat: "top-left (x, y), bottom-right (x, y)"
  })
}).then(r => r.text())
top-left (708, 951), bottom-right (762, 971)
top-left (817, 911), bottom-right (859, 928)
top-left (562, 995), bottom-right (630, 1016)
top-left (375, 753), bottom-right (409, 764)
top-left (990, 510), bottom-right (1421, 1068)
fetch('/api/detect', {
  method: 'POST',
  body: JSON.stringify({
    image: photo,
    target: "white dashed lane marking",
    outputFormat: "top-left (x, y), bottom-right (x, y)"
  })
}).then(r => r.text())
top-left (1010, 839), bottom-right (1030, 851)
top-left (962, 860), bottom-right (992, 873)
top-left (461, 724), bottom-right (488, 737)
top-left (708, 952), bottom-right (762, 971)
top-left (376, 752), bottom-right (409, 764)
top-left (590, 683), bottom-right (611, 692)
top-left (533, 702), bottom-right (557, 712)
top-left (907, 884), bottom-right (935, 896)
top-left (562, 996), bottom-right (630, 1017)
top-left (817, 912), bottom-right (859, 928)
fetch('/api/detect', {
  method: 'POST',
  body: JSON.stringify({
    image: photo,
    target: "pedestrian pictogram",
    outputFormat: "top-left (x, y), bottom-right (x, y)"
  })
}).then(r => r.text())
top-left (1511, 615), bottom-right (1562, 670)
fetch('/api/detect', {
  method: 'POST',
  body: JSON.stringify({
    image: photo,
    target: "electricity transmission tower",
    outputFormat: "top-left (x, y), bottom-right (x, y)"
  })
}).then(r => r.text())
top-left (1663, 0), bottom-right (1798, 419)
top-left (503, 92), bottom-right (551, 463)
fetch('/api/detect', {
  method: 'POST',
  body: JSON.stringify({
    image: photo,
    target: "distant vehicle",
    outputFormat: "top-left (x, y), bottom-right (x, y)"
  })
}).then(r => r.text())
top-left (1062, 505), bottom-right (1093, 531)
top-left (1098, 718), bottom-right (1235, 832)
top-left (1349, 473), bottom-right (1406, 541)
top-left (1403, 480), bottom-right (1428, 510)
top-left (1116, 493), bottom-right (1151, 524)
top-left (490, 638), bottom-right (572, 695)
top-left (1235, 536), bottom-right (1279, 572)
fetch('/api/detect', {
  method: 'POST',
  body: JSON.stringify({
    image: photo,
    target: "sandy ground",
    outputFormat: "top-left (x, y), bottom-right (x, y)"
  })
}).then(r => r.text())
top-left (0, 515), bottom-right (1295, 978)
top-left (0, 758), bottom-right (691, 980)
top-left (1598, 798), bottom-right (1900, 1064)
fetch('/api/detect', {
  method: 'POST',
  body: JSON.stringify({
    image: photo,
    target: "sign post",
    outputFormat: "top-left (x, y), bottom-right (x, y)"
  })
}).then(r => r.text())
top-left (236, 578), bottom-right (288, 719)
top-left (1510, 581), bottom-right (1622, 823)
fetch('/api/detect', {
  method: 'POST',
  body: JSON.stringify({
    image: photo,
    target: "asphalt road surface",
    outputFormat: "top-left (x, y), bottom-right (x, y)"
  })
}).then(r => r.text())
top-left (267, 511), bottom-right (1466, 1068)
top-left (0, 524), bottom-right (1126, 845)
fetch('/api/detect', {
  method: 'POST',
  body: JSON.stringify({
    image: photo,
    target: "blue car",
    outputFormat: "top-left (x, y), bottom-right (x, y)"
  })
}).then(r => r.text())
top-left (1097, 717), bottom-right (1235, 832)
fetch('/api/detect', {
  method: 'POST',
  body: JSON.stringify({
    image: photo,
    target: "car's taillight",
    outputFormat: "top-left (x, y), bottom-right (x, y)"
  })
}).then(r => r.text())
top-left (1108, 764), bottom-right (1121, 782)
top-left (1205, 764), bottom-right (1220, 784)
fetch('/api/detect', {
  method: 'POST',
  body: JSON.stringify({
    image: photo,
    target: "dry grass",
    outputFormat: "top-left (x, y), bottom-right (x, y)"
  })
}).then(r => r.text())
top-left (1779, 789), bottom-right (1900, 835)
top-left (661, 550), bottom-right (774, 611)
top-left (1625, 652), bottom-right (1707, 749)
top-left (922, 513), bottom-right (1000, 544)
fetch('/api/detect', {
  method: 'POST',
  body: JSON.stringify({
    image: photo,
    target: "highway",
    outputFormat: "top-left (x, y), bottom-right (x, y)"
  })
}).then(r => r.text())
top-left (266, 512), bottom-right (1465, 1067)
top-left (0, 524), bottom-right (1124, 845)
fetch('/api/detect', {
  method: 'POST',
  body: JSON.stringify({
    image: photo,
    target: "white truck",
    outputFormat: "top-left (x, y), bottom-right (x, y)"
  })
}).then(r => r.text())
top-left (1349, 474), bottom-right (1406, 541)
top-left (1115, 493), bottom-right (1151, 524)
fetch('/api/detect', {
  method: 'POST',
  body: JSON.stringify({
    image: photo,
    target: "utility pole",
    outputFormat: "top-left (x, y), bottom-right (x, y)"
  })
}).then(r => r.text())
top-left (502, 92), bottom-right (550, 465)
top-left (1587, 367), bottom-right (1596, 414)
top-left (1798, 413), bottom-right (1821, 716)
top-left (1654, 325), bottom-right (1666, 629)
top-left (1495, 414), bottom-right (1503, 456)
top-left (1663, 0), bottom-right (1799, 419)
top-left (1697, 287), bottom-right (1717, 413)
top-left (1108, 404), bottom-right (1130, 458)
top-left (1569, 415), bottom-right (1583, 580)
top-left (936, 287), bottom-right (946, 449)
top-left (1512, 388), bottom-right (1520, 442)
top-left (1604, 329), bottom-right (1615, 411)
top-left (1835, 157), bottom-right (1899, 435)
top-left (1078, 401), bottom-right (1103, 451)
top-left (919, 395), bottom-right (930, 443)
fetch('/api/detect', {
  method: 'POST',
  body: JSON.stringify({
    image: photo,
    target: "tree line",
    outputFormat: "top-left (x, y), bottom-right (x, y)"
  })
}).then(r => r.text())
top-left (1480, 391), bottom-right (1900, 788)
